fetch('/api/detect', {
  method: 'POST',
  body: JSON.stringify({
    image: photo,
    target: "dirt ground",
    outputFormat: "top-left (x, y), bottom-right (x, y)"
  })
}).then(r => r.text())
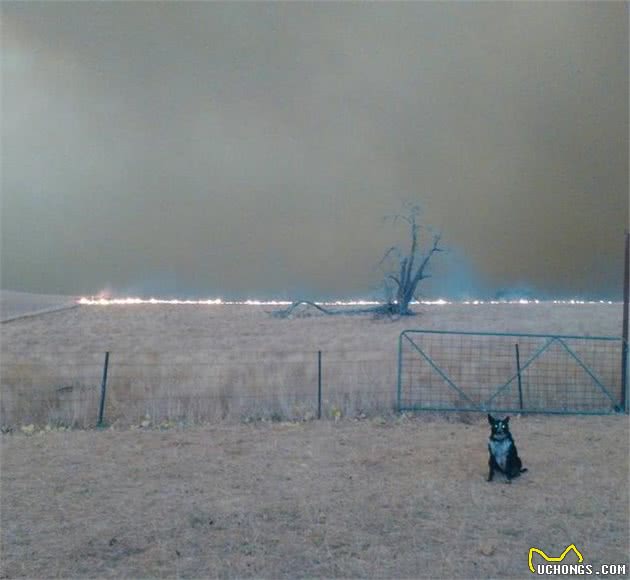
top-left (1, 414), bottom-right (628, 579)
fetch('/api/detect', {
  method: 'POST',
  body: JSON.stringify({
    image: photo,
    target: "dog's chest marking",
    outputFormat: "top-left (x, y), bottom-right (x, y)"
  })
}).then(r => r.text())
top-left (489, 437), bottom-right (512, 471)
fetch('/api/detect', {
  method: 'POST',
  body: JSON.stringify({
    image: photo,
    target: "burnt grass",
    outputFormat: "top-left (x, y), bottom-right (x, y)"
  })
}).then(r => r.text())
top-left (1, 414), bottom-right (628, 579)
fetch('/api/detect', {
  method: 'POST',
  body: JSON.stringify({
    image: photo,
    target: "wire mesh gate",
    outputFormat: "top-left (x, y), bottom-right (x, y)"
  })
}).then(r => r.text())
top-left (397, 330), bottom-right (627, 415)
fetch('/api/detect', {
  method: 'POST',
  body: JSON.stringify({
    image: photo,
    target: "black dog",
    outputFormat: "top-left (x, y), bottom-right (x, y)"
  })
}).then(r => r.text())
top-left (487, 414), bottom-right (527, 483)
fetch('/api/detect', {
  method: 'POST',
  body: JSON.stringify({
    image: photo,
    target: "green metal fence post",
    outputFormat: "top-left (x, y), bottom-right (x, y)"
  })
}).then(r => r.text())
top-left (317, 350), bottom-right (322, 420)
top-left (515, 343), bottom-right (523, 410)
top-left (397, 332), bottom-right (404, 412)
top-left (97, 351), bottom-right (110, 427)
top-left (621, 231), bottom-right (629, 413)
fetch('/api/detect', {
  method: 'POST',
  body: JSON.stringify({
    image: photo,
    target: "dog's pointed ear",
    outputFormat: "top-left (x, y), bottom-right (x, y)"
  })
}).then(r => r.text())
top-left (487, 414), bottom-right (494, 424)
top-left (504, 416), bottom-right (510, 424)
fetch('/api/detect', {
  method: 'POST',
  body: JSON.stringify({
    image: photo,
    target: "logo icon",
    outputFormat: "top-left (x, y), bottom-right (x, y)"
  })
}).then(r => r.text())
top-left (528, 544), bottom-right (583, 573)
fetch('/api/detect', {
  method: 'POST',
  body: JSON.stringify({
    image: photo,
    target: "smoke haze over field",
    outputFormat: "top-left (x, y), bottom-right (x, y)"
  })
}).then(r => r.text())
top-left (1, 2), bottom-right (628, 300)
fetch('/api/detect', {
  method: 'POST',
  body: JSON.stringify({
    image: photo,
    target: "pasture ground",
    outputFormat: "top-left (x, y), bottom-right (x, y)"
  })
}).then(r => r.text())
top-left (1, 299), bottom-right (623, 356)
top-left (1, 298), bottom-right (625, 427)
top-left (1, 414), bottom-right (628, 579)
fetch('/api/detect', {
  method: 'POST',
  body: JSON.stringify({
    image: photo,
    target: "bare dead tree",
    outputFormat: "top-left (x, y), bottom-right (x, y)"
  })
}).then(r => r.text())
top-left (379, 204), bottom-right (444, 316)
top-left (273, 204), bottom-right (444, 319)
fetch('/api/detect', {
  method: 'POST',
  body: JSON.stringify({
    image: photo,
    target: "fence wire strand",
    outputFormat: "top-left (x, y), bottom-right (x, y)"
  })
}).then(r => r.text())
top-left (1, 351), bottom-right (396, 427)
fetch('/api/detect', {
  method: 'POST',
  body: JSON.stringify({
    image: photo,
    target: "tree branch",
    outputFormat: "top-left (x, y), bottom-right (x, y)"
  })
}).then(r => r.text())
top-left (410, 233), bottom-right (443, 289)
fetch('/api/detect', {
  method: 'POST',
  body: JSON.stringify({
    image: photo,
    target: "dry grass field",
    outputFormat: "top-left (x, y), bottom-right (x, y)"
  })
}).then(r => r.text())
top-left (1, 415), bottom-right (628, 579)
top-left (1, 294), bottom-right (629, 578)
top-left (0, 297), bottom-right (625, 428)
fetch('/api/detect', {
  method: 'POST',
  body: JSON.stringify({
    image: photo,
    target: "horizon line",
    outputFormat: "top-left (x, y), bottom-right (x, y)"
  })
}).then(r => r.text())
top-left (77, 296), bottom-right (620, 306)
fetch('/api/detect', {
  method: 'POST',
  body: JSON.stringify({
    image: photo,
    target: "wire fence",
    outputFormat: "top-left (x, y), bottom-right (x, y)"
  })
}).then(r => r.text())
top-left (1, 350), bottom-right (398, 428)
top-left (2, 330), bottom-right (627, 430)
top-left (398, 331), bottom-right (627, 415)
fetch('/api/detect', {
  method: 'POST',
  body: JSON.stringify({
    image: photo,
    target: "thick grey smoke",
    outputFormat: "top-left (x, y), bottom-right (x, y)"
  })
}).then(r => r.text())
top-left (2, 2), bottom-right (627, 299)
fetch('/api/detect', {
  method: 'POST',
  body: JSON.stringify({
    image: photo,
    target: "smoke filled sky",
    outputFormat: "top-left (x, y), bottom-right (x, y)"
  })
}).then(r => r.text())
top-left (1, 1), bottom-right (628, 300)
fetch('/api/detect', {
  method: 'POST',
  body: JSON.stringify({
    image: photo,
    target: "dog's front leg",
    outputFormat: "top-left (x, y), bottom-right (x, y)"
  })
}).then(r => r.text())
top-left (487, 456), bottom-right (495, 482)
top-left (505, 456), bottom-right (516, 484)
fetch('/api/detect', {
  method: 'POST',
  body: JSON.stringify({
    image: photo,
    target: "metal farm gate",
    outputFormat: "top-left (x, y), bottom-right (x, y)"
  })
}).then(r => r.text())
top-left (397, 330), bottom-right (627, 415)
